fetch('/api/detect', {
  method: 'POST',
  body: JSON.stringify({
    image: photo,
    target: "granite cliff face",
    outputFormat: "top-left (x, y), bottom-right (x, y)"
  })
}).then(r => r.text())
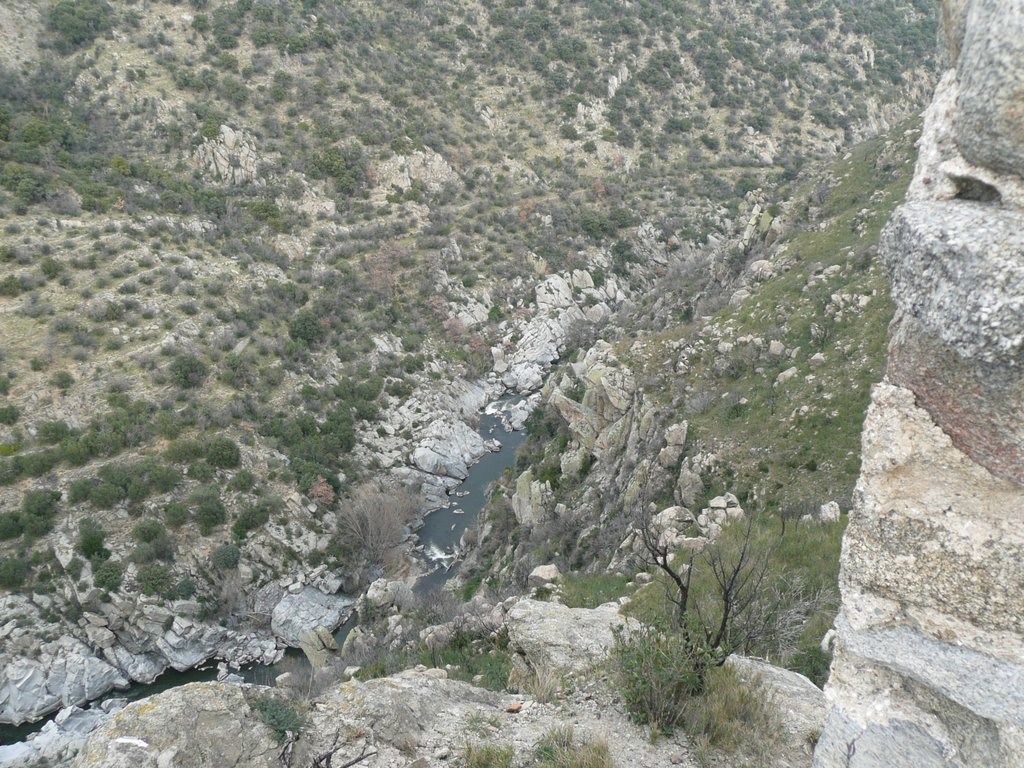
top-left (814, 2), bottom-right (1024, 765)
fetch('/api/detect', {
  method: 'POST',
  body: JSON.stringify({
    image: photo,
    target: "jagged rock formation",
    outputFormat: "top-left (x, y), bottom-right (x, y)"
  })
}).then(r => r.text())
top-left (191, 125), bottom-right (263, 186)
top-left (4, 596), bottom-right (827, 768)
top-left (814, 2), bottom-right (1024, 765)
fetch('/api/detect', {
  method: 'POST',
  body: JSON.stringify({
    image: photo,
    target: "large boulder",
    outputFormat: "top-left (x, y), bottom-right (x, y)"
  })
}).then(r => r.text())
top-left (0, 637), bottom-right (127, 726)
top-left (505, 598), bottom-right (637, 676)
top-left (954, 0), bottom-right (1024, 177)
top-left (270, 587), bottom-right (355, 647)
top-left (71, 683), bottom-right (279, 768)
top-left (527, 564), bottom-right (563, 589)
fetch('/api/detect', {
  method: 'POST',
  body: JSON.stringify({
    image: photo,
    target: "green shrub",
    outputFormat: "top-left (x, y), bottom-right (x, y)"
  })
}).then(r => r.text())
top-left (50, 372), bottom-right (74, 390)
top-left (0, 557), bottom-right (28, 588)
top-left (47, 0), bottom-right (113, 52)
top-left (612, 623), bottom-right (709, 733)
top-left (77, 518), bottom-right (107, 559)
top-left (230, 469), bottom-right (255, 491)
top-left (232, 499), bottom-right (272, 539)
top-left (37, 420), bottom-right (72, 444)
top-left (254, 697), bottom-right (305, 743)
top-left (192, 487), bottom-right (226, 535)
top-left (93, 559), bottom-right (123, 591)
top-left (164, 502), bottom-right (190, 528)
top-left (147, 463), bottom-right (181, 493)
top-left (174, 577), bottom-right (196, 598)
top-left (189, 461), bottom-right (215, 481)
top-left (211, 543), bottom-right (240, 570)
top-left (132, 519), bottom-right (166, 543)
top-left (136, 563), bottom-right (174, 596)
top-left (169, 354), bottom-right (209, 389)
top-left (22, 489), bottom-right (61, 537)
top-left (0, 512), bottom-right (23, 540)
top-left (287, 309), bottom-right (324, 345)
top-left (165, 439), bottom-right (204, 463)
top-left (89, 481), bottom-right (123, 509)
top-left (205, 436), bottom-right (240, 469)
top-left (0, 405), bottom-right (19, 425)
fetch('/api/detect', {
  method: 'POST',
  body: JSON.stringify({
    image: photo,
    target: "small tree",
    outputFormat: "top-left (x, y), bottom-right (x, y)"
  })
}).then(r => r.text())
top-left (335, 483), bottom-right (417, 570)
top-left (628, 496), bottom-right (777, 693)
top-left (169, 354), bottom-right (209, 389)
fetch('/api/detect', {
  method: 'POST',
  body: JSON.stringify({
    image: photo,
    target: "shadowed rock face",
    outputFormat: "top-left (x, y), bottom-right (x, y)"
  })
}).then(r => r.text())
top-left (814, 2), bottom-right (1024, 766)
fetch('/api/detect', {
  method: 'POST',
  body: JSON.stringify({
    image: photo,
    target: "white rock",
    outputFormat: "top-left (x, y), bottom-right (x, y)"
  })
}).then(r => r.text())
top-left (270, 588), bottom-right (355, 647)
top-left (528, 564), bottom-right (563, 589)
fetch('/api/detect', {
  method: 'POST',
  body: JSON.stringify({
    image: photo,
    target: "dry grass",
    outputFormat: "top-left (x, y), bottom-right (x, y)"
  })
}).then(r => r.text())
top-left (510, 663), bottom-right (562, 703)
top-left (682, 665), bottom-right (781, 767)
top-left (464, 743), bottom-right (514, 768)
top-left (534, 727), bottom-right (615, 768)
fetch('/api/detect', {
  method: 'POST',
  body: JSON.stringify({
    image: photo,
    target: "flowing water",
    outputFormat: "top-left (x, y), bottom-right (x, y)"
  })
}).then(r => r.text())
top-left (1, 398), bottom-right (526, 745)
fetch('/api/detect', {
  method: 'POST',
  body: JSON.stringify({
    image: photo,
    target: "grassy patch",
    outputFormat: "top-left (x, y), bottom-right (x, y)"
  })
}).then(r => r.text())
top-left (465, 744), bottom-right (514, 768)
top-left (253, 696), bottom-right (305, 744)
top-left (683, 665), bottom-right (781, 767)
top-left (534, 727), bottom-right (614, 768)
top-left (357, 629), bottom-right (512, 692)
top-left (559, 572), bottom-right (632, 609)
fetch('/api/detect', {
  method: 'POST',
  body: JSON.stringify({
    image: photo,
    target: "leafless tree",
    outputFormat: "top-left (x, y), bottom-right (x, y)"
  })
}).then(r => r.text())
top-left (336, 482), bottom-right (418, 570)
top-left (629, 491), bottom-right (829, 684)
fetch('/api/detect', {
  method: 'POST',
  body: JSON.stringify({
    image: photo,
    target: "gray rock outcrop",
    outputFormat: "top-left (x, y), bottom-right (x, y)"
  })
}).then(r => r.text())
top-left (505, 598), bottom-right (637, 677)
top-left (954, 0), bottom-right (1024, 177)
top-left (269, 587), bottom-right (355, 647)
top-left (71, 683), bottom-right (280, 768)
top-left (191, 125), bottom-right (262, 185)
top-left (814, 4), bottom-right (1024, 765)
top-left (0, 591), bottom-right (282, 726)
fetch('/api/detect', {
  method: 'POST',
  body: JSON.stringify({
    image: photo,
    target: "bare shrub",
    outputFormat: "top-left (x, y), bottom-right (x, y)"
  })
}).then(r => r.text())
top-left (336, 482), bottom-right (418, 571)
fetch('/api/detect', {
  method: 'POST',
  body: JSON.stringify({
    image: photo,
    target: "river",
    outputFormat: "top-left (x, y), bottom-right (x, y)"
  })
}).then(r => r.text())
top-left (0, 399), bottom-right (526, 745)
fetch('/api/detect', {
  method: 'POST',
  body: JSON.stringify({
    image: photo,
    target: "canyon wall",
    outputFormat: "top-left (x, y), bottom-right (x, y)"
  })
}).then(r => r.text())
top-left (814, 1), bottom-right (1024, 765)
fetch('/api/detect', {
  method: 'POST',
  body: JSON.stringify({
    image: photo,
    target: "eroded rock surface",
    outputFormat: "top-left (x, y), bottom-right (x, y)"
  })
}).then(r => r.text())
top-left (815, 3), bottom-right (1024, 764)
top-left (505, 598), bottom-right (637, 676)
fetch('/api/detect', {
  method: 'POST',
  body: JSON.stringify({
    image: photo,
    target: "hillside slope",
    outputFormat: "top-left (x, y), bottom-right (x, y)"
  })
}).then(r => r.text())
top-left (0, 0), bottom-right (936, 731)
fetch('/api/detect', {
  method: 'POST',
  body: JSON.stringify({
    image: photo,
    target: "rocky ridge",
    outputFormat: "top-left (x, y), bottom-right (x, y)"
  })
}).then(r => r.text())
top-left (2, 595), bottom-right (826, 768)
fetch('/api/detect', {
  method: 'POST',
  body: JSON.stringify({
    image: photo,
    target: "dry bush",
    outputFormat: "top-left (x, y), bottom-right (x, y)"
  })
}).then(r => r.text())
top-left (336, 482), bottom-right (418, 570)
top-left (509, 663), bottom-right (562, 704)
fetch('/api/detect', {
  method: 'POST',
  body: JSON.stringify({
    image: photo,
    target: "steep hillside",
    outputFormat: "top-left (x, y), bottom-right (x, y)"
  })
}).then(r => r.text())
top-left (461, 119), bottom-right (921, 680)
top-left (0, 0), bottom-right (936, 730)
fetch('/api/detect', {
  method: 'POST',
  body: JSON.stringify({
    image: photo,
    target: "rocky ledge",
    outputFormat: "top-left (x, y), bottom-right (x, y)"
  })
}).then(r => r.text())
top-left (4, 597), bottom-right (826, 768)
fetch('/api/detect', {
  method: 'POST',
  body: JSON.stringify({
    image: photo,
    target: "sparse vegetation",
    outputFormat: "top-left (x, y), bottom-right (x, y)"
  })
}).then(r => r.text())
top-left (253, 696), bottom-right (305, 744)
top-left (0, 0), bottom-right (935, 744)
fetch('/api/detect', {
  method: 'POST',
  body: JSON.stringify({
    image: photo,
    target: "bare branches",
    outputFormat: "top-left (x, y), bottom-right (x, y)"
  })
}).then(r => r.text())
top-left (629, 490), bottom-right (836, 678)
top-left (308, 739), bottom-right (377, 768)
top-left (633, 499), bottom-right (696, 626)
top-left (335, 482), bottom-right (418, 570)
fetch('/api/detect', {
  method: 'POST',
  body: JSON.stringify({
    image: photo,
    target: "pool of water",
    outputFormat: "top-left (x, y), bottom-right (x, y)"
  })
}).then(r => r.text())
top-left (0, 398), bottom-right (526, 745)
